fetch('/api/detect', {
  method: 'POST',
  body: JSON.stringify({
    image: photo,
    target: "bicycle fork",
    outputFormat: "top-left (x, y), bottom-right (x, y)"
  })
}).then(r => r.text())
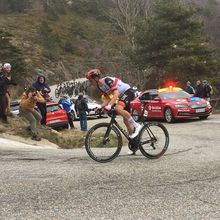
top-left (103, 119), bottom-right (124, 148)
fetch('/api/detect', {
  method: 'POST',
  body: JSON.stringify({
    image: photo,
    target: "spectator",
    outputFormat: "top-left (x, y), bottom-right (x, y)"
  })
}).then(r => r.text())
top-left (194, 80), bottom-right (204, 98)
top-left (58, 95), bottom-right (76, 129)
top-left (75, 93), bottom-right (89, 131)
top-left (32, 72), bottom-right (51, 129)
top-left (0, 64), bottom-right (16, 123)
top-left (19, 87), bottom-right (45, 141)
top-left (203, 80), bottom-right (213, 101)
top-left (3, 63), bottom-right (17, 116)
top-left (185, 81), bottom-right (195, 95)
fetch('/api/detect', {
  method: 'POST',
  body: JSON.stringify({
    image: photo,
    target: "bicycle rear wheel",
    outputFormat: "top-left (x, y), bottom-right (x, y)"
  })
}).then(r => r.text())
top-left (138, 122), bottom-right (169, 159)
top-left (85, 123), bottom-right (123, 163)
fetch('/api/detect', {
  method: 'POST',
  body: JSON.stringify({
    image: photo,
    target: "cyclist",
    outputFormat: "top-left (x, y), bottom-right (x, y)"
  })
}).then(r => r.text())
top-left (86, 69), bottom-right (142, 139)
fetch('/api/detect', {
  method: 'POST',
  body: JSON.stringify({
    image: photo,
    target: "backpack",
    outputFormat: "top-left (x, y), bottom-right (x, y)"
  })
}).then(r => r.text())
top-left (76, 99), bottom-right (84, 111)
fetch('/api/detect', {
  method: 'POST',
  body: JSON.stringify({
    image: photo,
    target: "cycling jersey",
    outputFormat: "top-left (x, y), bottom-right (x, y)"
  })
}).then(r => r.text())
top-left (98, 77), bottom-right (135, 112)
top-left (98, 77), bottom-right (130, 95)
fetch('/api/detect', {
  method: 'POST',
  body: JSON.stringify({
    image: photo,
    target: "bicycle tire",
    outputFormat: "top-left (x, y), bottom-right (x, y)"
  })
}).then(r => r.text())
top-left (138, 122), bottom-right (169, 159)
top-left (85, 123), bottom-right (123, 163)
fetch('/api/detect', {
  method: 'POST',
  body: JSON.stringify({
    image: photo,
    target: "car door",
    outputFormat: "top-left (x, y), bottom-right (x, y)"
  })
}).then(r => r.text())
top-left (138, 92), bottom-right (154, 118)
top-left (144, 92), bottom-right (162, 118)
top-left (46, 104), bottom-right (68, 125)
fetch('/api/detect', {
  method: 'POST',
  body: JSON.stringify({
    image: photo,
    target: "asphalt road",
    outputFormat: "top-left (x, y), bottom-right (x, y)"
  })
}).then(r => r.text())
top-left (0, 114), bottom-right (220, 219)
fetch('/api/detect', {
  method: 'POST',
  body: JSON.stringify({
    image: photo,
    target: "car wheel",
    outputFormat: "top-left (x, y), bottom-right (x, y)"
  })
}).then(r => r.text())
top-left (199, 116), bottom-right (208, 120)
top-left (164, 108), bottom-right (174, 123)
top-left (64, 124), bottom-right (69, 129)
top-left (132, 109), bottom-right (139, 122)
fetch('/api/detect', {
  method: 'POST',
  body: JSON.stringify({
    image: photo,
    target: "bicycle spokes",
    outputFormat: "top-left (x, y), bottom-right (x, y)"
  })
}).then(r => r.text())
top-left (138, 122), bottom-right (169, 159)
top-left (85, 123), bottom-right (122, 162)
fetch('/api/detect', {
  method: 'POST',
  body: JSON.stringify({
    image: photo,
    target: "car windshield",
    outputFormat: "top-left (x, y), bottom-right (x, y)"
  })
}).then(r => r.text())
top-left (160, 90), bottom-right (191, 100)
top-left (47, 105), bottom-right (61, 112)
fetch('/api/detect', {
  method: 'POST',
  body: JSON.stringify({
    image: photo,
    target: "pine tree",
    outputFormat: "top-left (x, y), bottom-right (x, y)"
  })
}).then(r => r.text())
top-left (131, 0), bottom-right (220, 87)
top-left (0, 30), bottom-right (27, 84)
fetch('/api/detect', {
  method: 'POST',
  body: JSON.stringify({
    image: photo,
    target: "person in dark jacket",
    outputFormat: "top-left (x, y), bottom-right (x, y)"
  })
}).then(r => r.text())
top-left (58, 95), bottom-right (75, 129)
top-left (3, 63), bottom-right (17, 116)
top-left (75, 93), bottom-right (89, 131)
top-left (32, 72), bottom-right (51, 128)
top-left (0, 69), bottom-right (16, 123)
top-left (194, 80), bottom-right (204, 98)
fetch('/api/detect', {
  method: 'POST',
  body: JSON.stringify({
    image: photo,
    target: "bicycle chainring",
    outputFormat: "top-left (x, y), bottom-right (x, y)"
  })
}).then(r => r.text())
top-left (128, 137), bottom-right (139, 152)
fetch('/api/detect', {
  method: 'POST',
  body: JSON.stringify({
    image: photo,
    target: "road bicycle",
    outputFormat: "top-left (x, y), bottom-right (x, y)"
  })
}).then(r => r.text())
top-left (85, 101), bottom-right (169, 163)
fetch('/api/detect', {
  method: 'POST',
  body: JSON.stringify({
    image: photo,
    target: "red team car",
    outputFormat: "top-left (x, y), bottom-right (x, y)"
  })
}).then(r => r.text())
top-left (45, 102), bottom-right (69, 129)
top-left (130, 87), bottom-right (212, 123)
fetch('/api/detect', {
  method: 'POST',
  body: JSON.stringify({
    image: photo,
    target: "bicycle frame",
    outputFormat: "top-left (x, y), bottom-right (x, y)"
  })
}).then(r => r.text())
top-left (103, 111), bottom-right (130, 142)
top-left (85, 102), bottom-right (169, 162)
top-left (103, 101), bottom-right (160, 148)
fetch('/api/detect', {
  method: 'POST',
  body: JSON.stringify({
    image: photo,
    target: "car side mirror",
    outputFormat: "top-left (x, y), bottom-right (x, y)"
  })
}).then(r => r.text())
top-left (153, 97), bottom-right (161, 101)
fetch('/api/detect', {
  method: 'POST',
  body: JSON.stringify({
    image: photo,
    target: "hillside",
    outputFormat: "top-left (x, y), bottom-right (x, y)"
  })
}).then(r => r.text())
top-left (0, 0), bottom-right (130, 95)
top-left (0, 0), bottom-right (220, 96)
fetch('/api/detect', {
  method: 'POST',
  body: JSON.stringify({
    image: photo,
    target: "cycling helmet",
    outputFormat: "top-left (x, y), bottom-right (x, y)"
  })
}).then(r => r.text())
top-left (86, 69), bottom-right (101, 80)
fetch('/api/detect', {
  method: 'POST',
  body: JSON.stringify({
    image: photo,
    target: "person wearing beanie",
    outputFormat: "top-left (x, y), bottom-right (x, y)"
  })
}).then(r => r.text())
top-left (0, 65), bottom-right (15, 123)
top-left (3, 63), bottom-right (17, 116)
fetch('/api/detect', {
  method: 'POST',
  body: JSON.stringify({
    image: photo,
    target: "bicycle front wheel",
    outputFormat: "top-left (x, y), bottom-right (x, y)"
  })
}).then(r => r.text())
top-left (138, 122), bottom-right (169, 159)
top-left (85, 123), bottom-right (123, 163)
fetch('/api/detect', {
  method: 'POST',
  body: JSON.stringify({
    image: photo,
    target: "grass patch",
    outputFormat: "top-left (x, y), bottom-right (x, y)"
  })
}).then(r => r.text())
top-left (90, 134), bottom-right (118, 148)
top-left (0, 116), bottom-right (86, 149)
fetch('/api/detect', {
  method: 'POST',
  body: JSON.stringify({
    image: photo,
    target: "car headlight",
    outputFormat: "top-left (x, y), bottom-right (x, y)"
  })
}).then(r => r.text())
top-left (206, 101), bottom-right (211, 107)
top-left (175, 104), bottom-right (188, 109)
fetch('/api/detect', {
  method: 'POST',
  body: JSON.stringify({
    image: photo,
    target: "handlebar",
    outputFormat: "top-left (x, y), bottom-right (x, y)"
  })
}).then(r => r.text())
top-left (95, 104), bottom-right (117, 117)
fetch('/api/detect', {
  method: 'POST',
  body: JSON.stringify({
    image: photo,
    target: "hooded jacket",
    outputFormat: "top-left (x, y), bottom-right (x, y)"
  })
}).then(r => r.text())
top-left (32, 74), bottom-right (51, 96)
top-left (58, 97), bottom-right (73, 113)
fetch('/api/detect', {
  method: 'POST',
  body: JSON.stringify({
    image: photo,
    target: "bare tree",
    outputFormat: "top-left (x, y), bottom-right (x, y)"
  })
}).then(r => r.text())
top-left (102, 0), bottom-right (152, 49)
